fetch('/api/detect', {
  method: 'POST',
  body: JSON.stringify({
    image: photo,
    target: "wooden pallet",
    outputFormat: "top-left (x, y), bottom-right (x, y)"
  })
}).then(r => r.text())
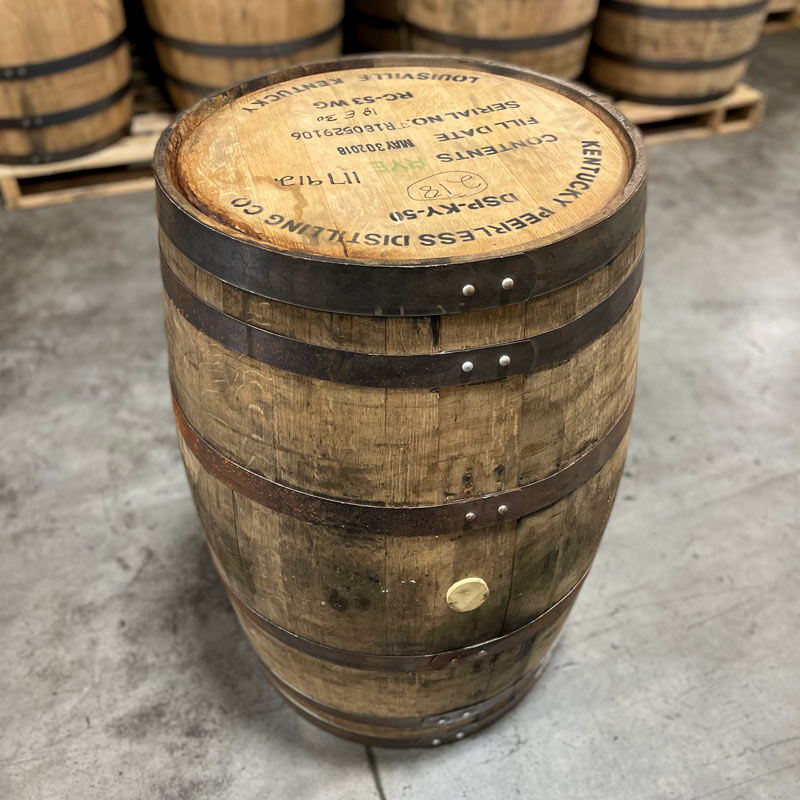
top-left (614, 83), bottom-right (766, 146)
top-left (0, 112), bottom-right (172, 211)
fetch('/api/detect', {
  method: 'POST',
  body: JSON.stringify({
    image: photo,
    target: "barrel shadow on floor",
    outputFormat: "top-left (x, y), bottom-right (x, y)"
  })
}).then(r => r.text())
top-left (167, 514), bottom-right (283, 714)
top-left (158, 512), bottom-right (376, 757)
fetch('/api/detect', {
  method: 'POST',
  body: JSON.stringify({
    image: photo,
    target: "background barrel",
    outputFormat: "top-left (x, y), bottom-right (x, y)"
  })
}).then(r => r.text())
top-left (0, 0), bottom-right (132, 164)
top-left (142, 0), bottom-right (345, 108)
top-left (155, 54), bottom-right (646, 746)
top-left (403, 0), bottom-right (600, 79)
top-left (588, 0), bottom-right (768, 104)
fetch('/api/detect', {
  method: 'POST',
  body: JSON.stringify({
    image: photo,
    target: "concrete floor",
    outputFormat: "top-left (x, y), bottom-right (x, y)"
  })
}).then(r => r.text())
top-left (2, 34), bottom-right (799, 800)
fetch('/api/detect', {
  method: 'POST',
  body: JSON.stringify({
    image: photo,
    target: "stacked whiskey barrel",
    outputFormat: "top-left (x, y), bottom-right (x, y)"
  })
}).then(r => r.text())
top-left (402, 0), bottom-right (600, 79)
top-left (156, 54), bottom-right (647, 746)
top-left (143, 0), bottom-right (345, 108)
top-left (588, 0), bottom-right (768, 104)
top-left (0, 0), bottom-right (132, 164)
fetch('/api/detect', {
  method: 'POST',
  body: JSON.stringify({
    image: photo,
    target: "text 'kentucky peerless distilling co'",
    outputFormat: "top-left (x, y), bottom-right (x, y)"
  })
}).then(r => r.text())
top-left (155, 54), bottom-right (646, 747)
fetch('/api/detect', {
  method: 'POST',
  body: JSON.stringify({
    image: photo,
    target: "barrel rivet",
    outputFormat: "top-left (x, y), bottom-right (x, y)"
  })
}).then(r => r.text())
top-left (502, 277), bottom-right (514, 290)
top-left (465, 511), bottom-right (476, 522)
top-left (462, 711), bottom-right (471, 719)
top-left (450, 657), bottom-right (460, 665)
top-left (34, 117), bottom-right (44, 126)
top-left (437, 718), bottom-right (447, 725)
top-left (3, 69), bottom-right (12, 78)
top-left (461, 361), bottom-right (474, 373)
top-left (22, 118), bottom-right (31, 128)
top-left (462, 284), bottom-right (475, 297)
top-left (498, 504), bottom-right (508, 515)
top-left (432, 738), bottom-right (442, 746)
top-left (499, 355), bottom-right (511, 367)
top-left (456, 732), bottom-right (465, 740)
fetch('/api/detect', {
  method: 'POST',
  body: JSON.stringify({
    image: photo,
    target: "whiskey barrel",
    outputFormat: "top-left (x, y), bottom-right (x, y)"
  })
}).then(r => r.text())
top-left (588, 0), bottom-right (768, 104)
top-left (0, 0), bottom-right (132, 164)
top-left (156, 54), bottom-right (646, 747)
top-left (142, 0), bottom-right (345, 108)
top-left (403, 0), bottom-right (600, 79)
top-left (349, 0), bottom-right (404, 52)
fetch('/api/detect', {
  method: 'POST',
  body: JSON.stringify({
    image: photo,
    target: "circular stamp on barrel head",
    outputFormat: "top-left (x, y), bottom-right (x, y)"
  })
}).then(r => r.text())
top-left (161, 55), bottom-right (641, 267)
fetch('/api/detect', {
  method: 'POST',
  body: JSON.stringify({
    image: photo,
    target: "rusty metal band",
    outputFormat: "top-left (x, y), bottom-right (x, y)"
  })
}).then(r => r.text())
top-left (152, 23), bottom-right (341, 58)
top-left (273, 680), bottom-right (534, 747)
top-left (0, 125), bottom-right (129, 165)
top-left (173, 391), bottom-right (633, 536)
top-left (153, 55), bottom-right (647, 317)
top-left (261, 659), bottom-right (544, 729)
top-left (162, 254), bottom-right (643, 388)
top-left (406, 21), bottom-right (592, 51)
top-left (264, 664), bottom-right (545, 746)
top-left (155, 178), bottom-right (645, 318)
top-left (591, 44), bottom-right (757, 71)
top-left (588, 81), bottom-right (734, 106)
top-left (227, 569), bottom-right (586, 672)
top-left (0, 82), bottom-right (131, 129)
top-left (603, 0), bottom-right (766, 19)
top-left (0, 32), bottom-right (126, 80)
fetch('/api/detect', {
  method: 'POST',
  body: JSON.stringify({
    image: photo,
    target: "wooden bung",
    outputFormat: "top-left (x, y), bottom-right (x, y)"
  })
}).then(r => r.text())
top-left (0, 0), bottom-right (132, 164)
top-left (588, 0), bottom-right (768, 105)
top-left (402, 0), bottom-right (600, 80)
top-left (446, 578), bottom-right (490, 612)
top-left (155, 54), bottom-right (647, 747)
top-left (142, 0), bottom-right (345, 109)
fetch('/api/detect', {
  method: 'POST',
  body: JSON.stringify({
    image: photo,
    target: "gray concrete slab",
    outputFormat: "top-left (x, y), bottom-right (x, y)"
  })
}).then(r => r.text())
top-left (1, 33), bottom-right (799, 800)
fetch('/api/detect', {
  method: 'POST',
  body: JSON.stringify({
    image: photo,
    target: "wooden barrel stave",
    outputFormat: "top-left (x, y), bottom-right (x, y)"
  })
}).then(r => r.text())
top-left (176, 425), bottom-right (630, 657)
top-left (234, 589), bottom-right (572, 717)
top-left (259, 634), bottom-right (558, 741)
top-left (403, 0), bottom-right (599, 79)
top-left (162, 227), bottom-right (643, 507)
top-left (156, 55), bottom-right (646, 745)
top-left (164, 292), bottom-right (639, 530)
top-left (589, 0), bottom-right (767, 104)
top-left (0, 0), bottom-right (132, 163)
top-left (143, 0), bottom-right (344, 108)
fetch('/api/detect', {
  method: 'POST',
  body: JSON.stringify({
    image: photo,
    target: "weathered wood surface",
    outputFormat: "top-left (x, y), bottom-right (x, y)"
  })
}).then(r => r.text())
top-left (589, 0), bottom-right (767, 104)
top-left (156, 55), bottom-right (647, 746)
top-left (0, 0), bottom-right (132, 163)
